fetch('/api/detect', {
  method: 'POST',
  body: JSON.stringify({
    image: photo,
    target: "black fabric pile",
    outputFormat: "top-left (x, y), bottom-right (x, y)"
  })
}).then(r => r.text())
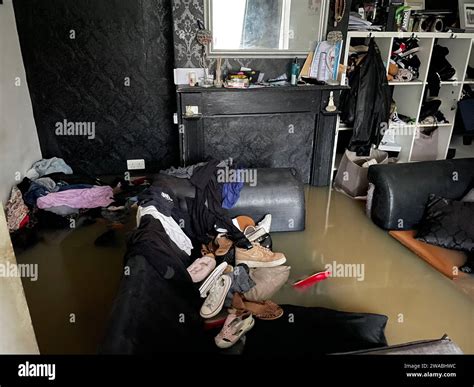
top-left (427, 44), bottom-right (456, 97)
top-left (186, 159), bottom-right (246, 245)
top-left (99, 218), bottom-right (207, 353)
top-left (419, 99), bottom-right (449, 128)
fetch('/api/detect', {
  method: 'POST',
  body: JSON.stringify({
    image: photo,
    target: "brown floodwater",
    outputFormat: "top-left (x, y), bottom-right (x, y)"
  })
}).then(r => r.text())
top-left (16, 187), bottom-right (474, 354)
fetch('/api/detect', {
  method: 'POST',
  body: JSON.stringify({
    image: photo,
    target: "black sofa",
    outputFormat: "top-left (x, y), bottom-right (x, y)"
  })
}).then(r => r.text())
top-left (367, 158), bottom-right (474, 230)
top-left (99, 167), bottom-right (395, 354)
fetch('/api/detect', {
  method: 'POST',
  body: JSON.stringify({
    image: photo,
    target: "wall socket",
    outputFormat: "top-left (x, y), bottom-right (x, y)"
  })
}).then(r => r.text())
top-left (127, 159), bottom-right (145, 170)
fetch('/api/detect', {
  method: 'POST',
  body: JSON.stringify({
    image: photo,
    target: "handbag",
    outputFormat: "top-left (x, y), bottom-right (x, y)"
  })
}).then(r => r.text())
top-left (411, 128), bottom-right (439, 161)
top-left (334, 148), bottom-right (389, 198)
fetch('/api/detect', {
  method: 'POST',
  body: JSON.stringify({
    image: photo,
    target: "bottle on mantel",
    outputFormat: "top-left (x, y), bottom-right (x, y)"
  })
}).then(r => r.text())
top-left (291, 57), bottom-right (300, 86)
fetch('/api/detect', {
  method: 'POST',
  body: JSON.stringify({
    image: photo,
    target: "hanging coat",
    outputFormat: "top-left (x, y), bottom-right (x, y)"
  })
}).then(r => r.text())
top-left (340, 39), bottom-right (391, 156)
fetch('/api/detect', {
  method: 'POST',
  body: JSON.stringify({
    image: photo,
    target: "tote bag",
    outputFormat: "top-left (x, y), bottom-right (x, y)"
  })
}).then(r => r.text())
top-left (334, 148), bottom-right (389, 198)
top-left (411, 128), bottom-right (439, 162)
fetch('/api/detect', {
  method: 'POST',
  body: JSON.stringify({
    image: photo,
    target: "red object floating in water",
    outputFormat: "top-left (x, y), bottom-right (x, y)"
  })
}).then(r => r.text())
top-left (292, 271), bottom-right (331, 289)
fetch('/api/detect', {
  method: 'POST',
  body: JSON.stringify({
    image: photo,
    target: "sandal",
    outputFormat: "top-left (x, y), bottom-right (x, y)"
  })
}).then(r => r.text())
top-left (231, 293), bottom-right (283, 320)
top-left (214, 311), bottom-right (255, 349)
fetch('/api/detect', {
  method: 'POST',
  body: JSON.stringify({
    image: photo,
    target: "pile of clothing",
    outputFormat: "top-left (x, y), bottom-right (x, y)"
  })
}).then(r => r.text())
top-left (133, 161), bottom-right (291, 350)
top-left (5, 157), bottom-right (149, 249)
top-left (388, 37), bottom-right (421, 82)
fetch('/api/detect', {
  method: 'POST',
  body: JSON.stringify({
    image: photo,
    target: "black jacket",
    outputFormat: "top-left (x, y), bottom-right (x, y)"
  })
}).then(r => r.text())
top-left (341, 40), bottom-right (391, 156)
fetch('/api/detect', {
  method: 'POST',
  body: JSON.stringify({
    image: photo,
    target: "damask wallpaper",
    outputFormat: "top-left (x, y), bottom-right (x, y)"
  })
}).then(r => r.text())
top-left (13, 0), bottom-right (178, 176)
top-left (171, 0), bottom-right (295, 79)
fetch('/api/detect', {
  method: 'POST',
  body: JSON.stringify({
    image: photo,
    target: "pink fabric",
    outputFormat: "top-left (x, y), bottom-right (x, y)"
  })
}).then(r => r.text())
top-left (37, 186), bottom-right (114, 209)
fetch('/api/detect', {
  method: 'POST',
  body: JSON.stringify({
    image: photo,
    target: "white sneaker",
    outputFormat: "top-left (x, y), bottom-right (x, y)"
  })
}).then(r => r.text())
top-left (199, 262), bottom-right (228, 298)
top-left (200, 275), bottom-right (232, 319)
top-left (244, 214), bottom-right (272, 242)
top-left (244, 226), bottom-right (267, 243)
top-left (257, 214), bottom-right (272, 233)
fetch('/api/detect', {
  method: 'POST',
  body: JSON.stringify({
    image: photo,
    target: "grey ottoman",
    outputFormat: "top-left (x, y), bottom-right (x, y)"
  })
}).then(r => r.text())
top-left (152, 167), bottom-right (305, 232)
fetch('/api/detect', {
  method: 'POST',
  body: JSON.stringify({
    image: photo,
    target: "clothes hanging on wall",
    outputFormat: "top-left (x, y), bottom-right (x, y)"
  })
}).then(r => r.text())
top-left (340, 39), bottom-right (391, 156)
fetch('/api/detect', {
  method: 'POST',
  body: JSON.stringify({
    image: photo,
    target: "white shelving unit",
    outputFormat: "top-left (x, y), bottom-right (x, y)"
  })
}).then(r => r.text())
top-left (333, 32), bottom-right (474, 173)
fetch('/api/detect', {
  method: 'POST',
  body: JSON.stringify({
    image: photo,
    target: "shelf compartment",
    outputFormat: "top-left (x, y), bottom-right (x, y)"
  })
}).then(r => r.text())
top-left (392, 84), bottom-right (423, 123)
top-left (388, 37), bottom-right (433, 83)
top-left (435, 38), bottom-right (472, 85)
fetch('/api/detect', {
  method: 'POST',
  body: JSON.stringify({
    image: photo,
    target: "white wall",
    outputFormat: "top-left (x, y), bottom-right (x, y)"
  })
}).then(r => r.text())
top-left (0, 0), bottom-right (42, 204)
top-left (0, 203), bottom-right (39, 354)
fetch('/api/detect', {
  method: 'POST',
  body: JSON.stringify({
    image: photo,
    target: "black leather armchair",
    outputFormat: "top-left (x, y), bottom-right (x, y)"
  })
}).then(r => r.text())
top-left (367, 159), bottom-right (474, 230)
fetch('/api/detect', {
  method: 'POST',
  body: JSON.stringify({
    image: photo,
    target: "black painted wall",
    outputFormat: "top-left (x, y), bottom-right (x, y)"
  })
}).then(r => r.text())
top-left (13, 0), bottom-right (178, 176)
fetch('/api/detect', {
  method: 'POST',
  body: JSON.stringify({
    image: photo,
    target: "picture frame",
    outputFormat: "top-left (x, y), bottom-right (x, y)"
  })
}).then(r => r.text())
top-left (459, 1), bottom-right (474, 31)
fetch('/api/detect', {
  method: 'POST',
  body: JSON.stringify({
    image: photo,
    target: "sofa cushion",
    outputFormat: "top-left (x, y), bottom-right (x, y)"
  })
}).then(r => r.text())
top-left (416, 195), bottom-right (474, 253)
top-left (243, 305), bottom-right (388, 355)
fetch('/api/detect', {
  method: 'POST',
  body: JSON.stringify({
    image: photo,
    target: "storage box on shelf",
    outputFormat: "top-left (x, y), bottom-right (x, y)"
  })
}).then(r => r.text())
top-left (333, 32), bottom-right (474, 177)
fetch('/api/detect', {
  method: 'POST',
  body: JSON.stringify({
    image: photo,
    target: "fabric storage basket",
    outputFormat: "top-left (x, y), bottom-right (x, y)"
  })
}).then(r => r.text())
top-left (334, 148), bottom-right (389, 198)
top-left (411, 128), bottom-right (439, 162)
